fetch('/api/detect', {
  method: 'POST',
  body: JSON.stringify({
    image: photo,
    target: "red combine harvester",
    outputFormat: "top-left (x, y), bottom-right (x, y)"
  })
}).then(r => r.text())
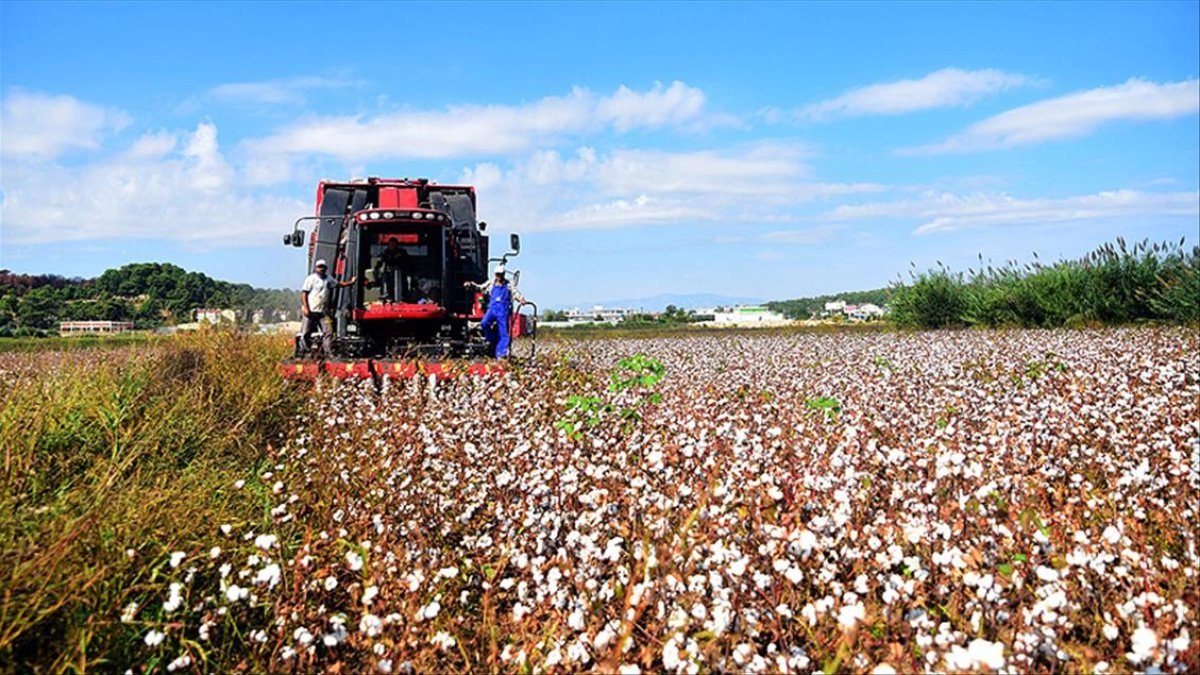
top-left (279, 177), bottom-right (536, 382)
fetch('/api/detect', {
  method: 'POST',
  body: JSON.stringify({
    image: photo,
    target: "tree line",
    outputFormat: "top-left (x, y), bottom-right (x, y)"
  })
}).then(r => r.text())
top-left (0, 263), bottom-right (297, 337)
top-left (766, 288), bottom-right (891, 320)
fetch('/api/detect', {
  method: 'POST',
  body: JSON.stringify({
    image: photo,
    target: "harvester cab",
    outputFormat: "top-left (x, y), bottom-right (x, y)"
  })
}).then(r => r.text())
top-left (278, 177), bottom-right (536, 382)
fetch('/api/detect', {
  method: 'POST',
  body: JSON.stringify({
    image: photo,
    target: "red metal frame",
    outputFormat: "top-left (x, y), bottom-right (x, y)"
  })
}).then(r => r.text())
top-left (352, 303), bottom-right (448, 321)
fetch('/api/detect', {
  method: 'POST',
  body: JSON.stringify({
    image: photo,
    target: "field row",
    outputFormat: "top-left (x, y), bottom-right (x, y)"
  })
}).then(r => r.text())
top-left (9, 329), bottom-right (1197, 672)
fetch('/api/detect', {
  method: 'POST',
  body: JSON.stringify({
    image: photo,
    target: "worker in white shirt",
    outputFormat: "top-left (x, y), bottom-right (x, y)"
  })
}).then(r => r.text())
top-left (300, 259), bottom-right (355, 355)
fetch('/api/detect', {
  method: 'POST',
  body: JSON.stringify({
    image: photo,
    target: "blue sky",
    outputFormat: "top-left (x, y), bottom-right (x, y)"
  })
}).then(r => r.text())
top-left (1, 1), bottom-right (1197, 308)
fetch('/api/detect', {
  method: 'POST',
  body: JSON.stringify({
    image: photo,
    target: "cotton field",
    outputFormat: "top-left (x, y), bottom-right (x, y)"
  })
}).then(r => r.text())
top-left (132, 328), bottom-right (1198, 673)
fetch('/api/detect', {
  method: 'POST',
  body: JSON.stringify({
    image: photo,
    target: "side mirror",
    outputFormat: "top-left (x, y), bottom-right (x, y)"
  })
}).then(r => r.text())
top-left (478, 221), bottom-right (487, 232)
top-left (283, 234), bottom-right (293, 246)
top-left (513, 270), bottom-right (521, 288)
top-left (293, 233), bottom-right (304, 247)
top-left (510, 233), bottom-right (520, 253)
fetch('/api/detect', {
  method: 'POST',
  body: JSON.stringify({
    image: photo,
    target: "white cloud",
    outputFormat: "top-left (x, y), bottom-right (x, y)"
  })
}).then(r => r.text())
top-left (826, 188), bottom-right (1199, 235)
top-left (1, 90), bottom-right (131, 159)
top-left (797, 68), bottom-right (1032, 121)
top-left (1, 122), bottom-right (307, 246)
top-left (207, 76), bottom-right (361, 105)
top-left (758, 224), bottom-right (844, 244)
top-left (244, 81), bottom-right (710, 161)
top-left (903, 78), bottom-right (1200, 153)
top-left (126, 131), bottom-right (178, 159)
top-left (460, 143), bottom-right (886, 232)
top-left (596, 81), bottom-right (706, 132)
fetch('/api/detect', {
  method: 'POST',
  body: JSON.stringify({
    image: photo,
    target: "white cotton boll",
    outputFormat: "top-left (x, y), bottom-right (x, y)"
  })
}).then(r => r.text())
top-left (594, 624), bottom-right (617, 649)
top-left (1103, 525), bottom-right (1121, 544)
top-left (838, 602), bottom-right (865, 628)
top-left (944, 645), bottom-right (973, 671)
top-left (254, 534), bottom-right (277, 550)
top-left (785, 565), bottom-right (803, 584)
top-left (225, 584), bottom-right (249, 602)
top-left (797, 529), bottom-right (817, 553)
top-left (430, 631), bottom-right (456, 651)
top-left (512, 602), bottom-right (529, 622)
top-left (421, 599), bottom-right (441, 620)
top-left (325, 576), bottom-right (338, 591)
top-left (169, 551), bottom-right (186, 568)
top-left (872, 664), bottom-right (897, 674)
top-left (437, 566), bottom-right (458, 579)
top-left (802, 603), bottom-right (817, 625)
top-left (966, 639), bottom-right (1005, 670)
top-left (220, 524), bottom-right (232, 535)
top-left (345, 551), bottom-right (363, 571)
top-left (234, 479), bottom-right (245, 489)
top-left (1127, 626), bottom-right (1158, 664)
top-left (362, 585), bottom-right (378, 606)
top-left (568, 607), bottom-right (586, 630)
top-left (617, 665), bottom-right (640, 675)
top-left (729, 557), bottom-right (748, 576)
top-left (1035, 566), bottom-right (1059, 582)
top-left (1103, 624), bottom-right (1119, 641)
top-left (166, 654), bottom-right (192, 671)
top-left (255, 563), bottom-right (281, 588)
top-left (733, 643), bottom-right (754, 666)
top-left (162, 582), bottom-right (184, 614)
top-left (360, 613), bottom-right (383, 637)
top-left (663, 637), bottom-right (683, 671)
top-left (144, 629), bottom-right (166, 647)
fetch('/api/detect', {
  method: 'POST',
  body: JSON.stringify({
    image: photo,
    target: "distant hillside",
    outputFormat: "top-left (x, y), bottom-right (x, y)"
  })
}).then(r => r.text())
top-left (564, 293), bottom-right (765, 312)
top-left (0, 263), bottom-right (295, 337)
top-left (766, 288), bottom-right (891, 320)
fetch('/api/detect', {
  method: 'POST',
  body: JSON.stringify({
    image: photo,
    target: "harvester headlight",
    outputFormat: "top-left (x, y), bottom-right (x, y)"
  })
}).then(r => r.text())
top-left (413, 212), bottom-right (425, 219)
top-left (383, 211), bottom-right (394, 219)
top-left (358, 213), bottom-right (369, 222)
top-left (369, 212), bottom-right (381, 220)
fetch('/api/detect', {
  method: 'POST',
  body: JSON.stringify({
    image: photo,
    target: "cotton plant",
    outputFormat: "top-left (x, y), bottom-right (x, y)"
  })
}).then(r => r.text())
top-left (129, 328), bottom-right (1198, 673)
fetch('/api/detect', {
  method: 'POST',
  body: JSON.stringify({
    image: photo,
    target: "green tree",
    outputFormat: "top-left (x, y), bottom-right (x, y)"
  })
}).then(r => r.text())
top-left (17, 286), bottom-right (63, 330)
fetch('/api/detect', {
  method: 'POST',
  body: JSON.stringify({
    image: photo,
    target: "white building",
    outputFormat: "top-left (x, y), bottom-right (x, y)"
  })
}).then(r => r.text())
top-left (194, 308), bottom-right (237, 324)
top-left (564, 306), bottom-right (633, 323)
top-left (823, 300), bottom-right (846, 315)
top-left (711, 305), bottom-right (790, 326)
top-left (59, 320), bottom-right (135, 336)
top-left (845, 303), bottom-right (887, 320)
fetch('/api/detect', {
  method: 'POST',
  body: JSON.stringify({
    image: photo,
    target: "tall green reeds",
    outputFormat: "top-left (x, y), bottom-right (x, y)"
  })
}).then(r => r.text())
top-left (891, 238), bottom-right (1200, 329)
top-left (0, 331), bottom-right (302, 671)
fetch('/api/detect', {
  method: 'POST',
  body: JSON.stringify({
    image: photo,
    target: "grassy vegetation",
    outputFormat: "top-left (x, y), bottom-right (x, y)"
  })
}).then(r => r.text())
top-left (0, 332), bottom-right (303, 671)
top-left (0, 332), bottom-right (157, 353)
top-left (890, 237), bottom-right (1200, 329)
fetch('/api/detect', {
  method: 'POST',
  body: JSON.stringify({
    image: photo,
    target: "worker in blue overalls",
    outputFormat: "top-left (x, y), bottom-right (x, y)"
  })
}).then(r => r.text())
top-left (466, 265), bottom-right (525, 358)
